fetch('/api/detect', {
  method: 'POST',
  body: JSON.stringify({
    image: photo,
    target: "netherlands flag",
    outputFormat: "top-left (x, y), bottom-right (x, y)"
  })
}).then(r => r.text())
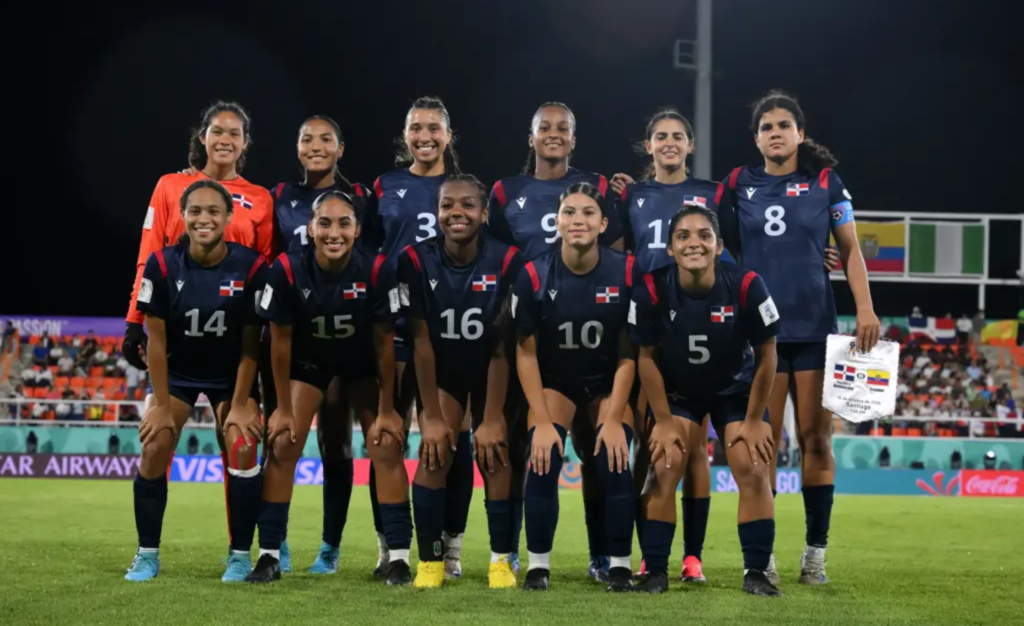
top-left (683, 195), bottom-right (707, 207)
top-left (219, 279), bottom-right (244, 297)
top-left (344, 282), bottom-right (367, 299)
top-left (231, 193), bottom-right (253, 209)
top-left (786, 183), bottom-right (809, 197)
top-left (595, 286), bottom-right (619, 304)
top-left (472, 275), bottom-right (497, 292)
top-left (710, 305), bottom-right (733, 322)
top-left (833, 364), bottom-right (856, 382)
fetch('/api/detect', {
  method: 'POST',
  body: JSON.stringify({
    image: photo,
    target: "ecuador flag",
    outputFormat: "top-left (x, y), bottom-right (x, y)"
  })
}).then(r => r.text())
top-left (831, 221), bottom-right (905, 274)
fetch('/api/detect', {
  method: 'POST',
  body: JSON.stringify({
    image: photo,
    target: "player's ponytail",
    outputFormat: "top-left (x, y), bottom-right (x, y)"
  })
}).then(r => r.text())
top-left (395, 96), bottom-right (461, 175)
top-left (523, 102), bottom-right (577, 174)
top-left (187, 101), bottom-right (253, 173)
top-left (751, 90), bottom-right (837, 177)
top-left (635, 107), bottom-right (694, 180)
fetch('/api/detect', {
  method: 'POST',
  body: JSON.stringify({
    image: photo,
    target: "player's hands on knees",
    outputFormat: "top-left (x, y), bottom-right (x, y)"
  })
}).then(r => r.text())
top-left (648, 420), bottom-right (685, 470)
top-left (595, 420), bottom-right (630, 473)
top-left (371, 409), bottom-right (406, 450)
top-left (473, 418), bottom-right (508, 474)
top-left (267, 409), bottom-right (297, 446)
top-left (728, 419), bottom-right (774, 466)
top-left (123, 323), bottom-right (148, 371)
top-left (139, 404), bottom-right (177, 446)
top-left (856, 309), bottom-right (882, 353)
top-left (224, 404), bottom-right (262, 447)
top-left (823, 245), bottom-right (840, 272)
top-left (419, 417), bottom-right (455, 471)
top-left (530, 422), bottom-right (564, 476)
top-left (610, 173), bottom-right (634, 196)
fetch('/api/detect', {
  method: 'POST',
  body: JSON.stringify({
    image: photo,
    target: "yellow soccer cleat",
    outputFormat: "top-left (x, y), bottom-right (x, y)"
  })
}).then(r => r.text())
top-left (414, 561), bottom-right (445, 588)
top-left (488, 556), bottom-right (517, 589)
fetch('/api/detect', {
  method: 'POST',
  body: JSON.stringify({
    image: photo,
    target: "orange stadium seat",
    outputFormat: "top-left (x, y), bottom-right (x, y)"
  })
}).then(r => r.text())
top-left (88, 366), bottom-right (104, 378)
top-left (28, 335), bottom-right (39, 345)
top-left (102, 378), bottom-right (119, 390)
top-left (86, 377), bottom-right (102, 389)
top-left (907, 427), bottom-right (923, 437)
top-left (891, 427), bottom-right (907, 436)
top-left (70, 376), bottom-right (85, 387)
top-left (55, 376), bottom-right (70, 388)
top-left (870, 427), bottom-right (885, 436)
top-left (47, 365), bottom-right (58, 375)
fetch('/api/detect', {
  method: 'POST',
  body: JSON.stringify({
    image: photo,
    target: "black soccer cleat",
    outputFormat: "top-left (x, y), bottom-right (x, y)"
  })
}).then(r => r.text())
top-left (743, 570), bottom-right (783, 597)
top-left (632, 571), bottom-right (669, 594)
top-left (606, 566), bottom-right (634, 592)
top-left (386, 560), bottom-right (412, 586)
top-left (522, 568), bottom-right (550, 591)
top-left (244, 554), bottom-right (281, 584)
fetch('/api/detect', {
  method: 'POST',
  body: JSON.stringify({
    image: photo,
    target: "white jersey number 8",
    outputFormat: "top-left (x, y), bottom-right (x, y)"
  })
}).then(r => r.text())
top-left (764, 205), bottom-right (786, 236)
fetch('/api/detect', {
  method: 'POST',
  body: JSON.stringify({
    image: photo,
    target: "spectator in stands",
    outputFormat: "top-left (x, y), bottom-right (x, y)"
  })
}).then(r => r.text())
top-left (20, 366), bottom-right (37, 388)
top-left (967, 360), bottom-right (982, 380)
top-left (910, 306), bottom-right (924, 322)
top-left (972, 310), bottom-right (985, 345)
top-left (119, 403), bottom-right (141, 422)
top-left (26, 431), bottom-right (38, 453)
top-left (126, 364), bottom-right (145, 400)
top-left (77, 331), bottom-right (98, 367)
top-left (91, 348), bottom-right (108, 370)
top-left (57, 351), bottom-right (74, 375)
top-left (32, 334), bottom-right (49, 367)
top-left (36, 367), bottom-right (53, 389)
top-left (956, 314), bottom-right (972, 345)
top-left (55, 400), bottom-right (71, 419)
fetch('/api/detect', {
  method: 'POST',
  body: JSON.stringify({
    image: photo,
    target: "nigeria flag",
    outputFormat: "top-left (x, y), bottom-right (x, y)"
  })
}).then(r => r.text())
top-left (908, 222), bottom-right (984, 275)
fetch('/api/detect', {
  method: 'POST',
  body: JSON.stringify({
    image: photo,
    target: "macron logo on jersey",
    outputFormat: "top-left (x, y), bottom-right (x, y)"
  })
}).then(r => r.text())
top-left (596, 287), bottom-right (619, 304)
top-left (637, 198), bottom-right (645, 208)
top-left (786, 183), bottom-right (809, 197)
top-left (710, 305), bottom-right (733, 322)
top-left (472, 275), bottom-right (497, 292)
top-left (746, 188), bottom-right (756, 199)
top-left (397, 189), bottom-right (407, 198)
top-left (683, 195), bottom-right (707, 207)
top-left (516, 197), bottom-right (526, 209)
top-left (833, 364), bottom-right (856, 382)
top-left (344, 283), bottom-right (367, 299)
top-left (231, 194), bottom-right (253, 209)
top-left (220, 280), bottom-right (244, 297)
top-left (291, 200), bottom-right (298, 208)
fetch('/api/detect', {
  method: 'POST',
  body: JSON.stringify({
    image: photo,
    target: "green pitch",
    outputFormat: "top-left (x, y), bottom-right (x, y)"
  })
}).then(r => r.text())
top-left (1, 480), bottom-right (1021, 625)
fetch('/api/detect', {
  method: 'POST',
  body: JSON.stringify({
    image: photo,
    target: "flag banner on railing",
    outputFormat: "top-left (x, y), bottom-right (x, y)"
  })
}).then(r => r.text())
top-left (908, 222), bottom-right (984, 275)
top-left (907, 315), bottom-right (957, 343)
top-left (829, 221), bottom-right (906, 274)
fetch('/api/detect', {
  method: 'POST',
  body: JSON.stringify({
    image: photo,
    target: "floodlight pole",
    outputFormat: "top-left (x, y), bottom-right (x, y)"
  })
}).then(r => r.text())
top-left (674, 0), bottom-right (713, 180)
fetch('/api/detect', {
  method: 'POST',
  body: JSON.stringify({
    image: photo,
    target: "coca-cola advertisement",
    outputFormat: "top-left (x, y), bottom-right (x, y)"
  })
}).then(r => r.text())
top-left (960, 470), bottom-right (1024, 498)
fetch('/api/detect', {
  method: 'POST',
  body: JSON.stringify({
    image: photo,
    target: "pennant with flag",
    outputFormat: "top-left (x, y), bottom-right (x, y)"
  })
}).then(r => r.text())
top-left (833, 364), bottom-right (856, 382)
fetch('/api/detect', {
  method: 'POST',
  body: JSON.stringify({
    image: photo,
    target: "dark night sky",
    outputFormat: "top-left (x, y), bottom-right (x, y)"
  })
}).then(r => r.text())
top-left (15, 0), bottom-right (1022, 318)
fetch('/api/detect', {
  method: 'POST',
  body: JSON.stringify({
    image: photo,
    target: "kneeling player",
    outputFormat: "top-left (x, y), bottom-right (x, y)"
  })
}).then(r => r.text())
top-left (247, 191), bottom-right (410, 584)
top-left (125, 180), bottom-right (266, 583)
top-left (398, 175), bottom-right (525, 588)
top-left (631, 205), bottom-right (781, 596)
top-left (513, 182), bottom-right (636, 592)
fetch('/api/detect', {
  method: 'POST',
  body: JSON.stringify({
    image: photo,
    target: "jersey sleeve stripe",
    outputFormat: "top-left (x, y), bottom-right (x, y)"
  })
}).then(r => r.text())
top-left (598, 174), bottom-right (609, 198)
top-left (404, 245), bottom-right (421, 272)
top-left (619, 183), bottom-right (628, 204)
top-left (247, 256), bottom-right (265, 282)
top-left (819, 168), bottom-right (831, 189)
top-left (373, 178), bottom-right (384, 199)
top-left (278, 253), bottom-right (295, 285)
top-left (493, 181), bottom-right (507, 208)
top-left (728, 167), bottom-right (743, 190)
top-left (739, 271), bottom-right (757, 308)
top-left (154, 249), bottom-right (168, 277)
top-left (643, 273), bottom-right (658, 305)
top-left (371, 253), bottom-right (386, 287)
top-left (714, 182), bottom-right (725, 205)
top-left (524, 261), bottom-right (540, 292)
top-left (354, 183), bottom-right (365, 197)
top-left (625, 255), bottom-right (635, 287)
top-left (501, 246), bottom-right (519, 276)
top-left (274, 183), bottom-right (285, 200)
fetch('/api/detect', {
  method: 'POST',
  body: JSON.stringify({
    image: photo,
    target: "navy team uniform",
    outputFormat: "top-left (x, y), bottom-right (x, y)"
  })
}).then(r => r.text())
top-left (489, 168), bottom-right (623, 260)
top-left (269, 181), bottom-right (374, 255)
top-left (720, 166), bottom-right (854, 372)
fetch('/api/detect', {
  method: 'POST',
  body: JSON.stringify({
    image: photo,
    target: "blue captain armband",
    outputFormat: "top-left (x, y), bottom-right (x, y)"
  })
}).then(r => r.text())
top-left (830, 200), bottom-right (854, 227)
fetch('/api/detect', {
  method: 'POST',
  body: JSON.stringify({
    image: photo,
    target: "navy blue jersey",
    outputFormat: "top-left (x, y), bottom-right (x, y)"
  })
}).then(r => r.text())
top-left (269, 181), bottom-right (373, 256)
top-left (366, 169), bottom-right (446, 262)
top-left (398, 237), bottom-right (526, 389)
top-left (513, 247), bottom-right (634, 390)
top-left (618, 177), bottom-right (727, 273)
top-left (137, 242), bottom-right (266, 388)
top-left (631, 263), bottom-right (779, 399)
top-left (719, 166), bottom-right (854, 343)
top-left (258, 247), bottom-right (399, 373)
top-left (488, 168), bottom-right (623, 260)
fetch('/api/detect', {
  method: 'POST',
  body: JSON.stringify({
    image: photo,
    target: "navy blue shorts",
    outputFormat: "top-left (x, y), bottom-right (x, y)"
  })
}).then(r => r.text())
top-left (543, 374), bottom-right (611, 411)
top-left (667, 392), bottom-right (761, 435)
top-left (147, 379), bottom-right (257, 408)
top-left (291, 357), bottom-right (376, 392)
top-left (776, 341), bottom-right (826, 373)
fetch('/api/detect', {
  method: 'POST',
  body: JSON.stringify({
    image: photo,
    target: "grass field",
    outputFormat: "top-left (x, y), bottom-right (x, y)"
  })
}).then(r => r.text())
top-left (1, 480), bottom-right (1021, 625)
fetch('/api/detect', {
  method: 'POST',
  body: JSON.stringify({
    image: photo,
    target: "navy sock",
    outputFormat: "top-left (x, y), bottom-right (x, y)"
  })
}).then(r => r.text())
top-left (412, 484), bottom-right (446, 561)
top-left (321, 457), bottom-right (353, 547)
top-left (595, 424), bottom-right (635, 559)
top-left (257, 501), bottom-right (290, 551)
top-left (738, 519), bottom-right (775, 571)
top-left (524, 424), bottom-right (567, 555)
top-left (227, 472), bottom-right (262, 552)
top-left (485, 498), bottom-right (514, 554)
top-left (802, 484), bottom-right (835, 548)
top-left (582, 464), bottom-right (607, 559)
top-left (511, 495), bottom-right (523, 554)
top-left (682, 496), bottom-right (710, 560)
top-left (443, 430), bottom-right (473, 537)
top-left (369, 462), bottom-right (383, 534)
top-left (133, 473), bottom-right (168, 549)
top-left (640, 519), bottom-right (675, 574)
top-left (379, 501), bottom-right (412, 550)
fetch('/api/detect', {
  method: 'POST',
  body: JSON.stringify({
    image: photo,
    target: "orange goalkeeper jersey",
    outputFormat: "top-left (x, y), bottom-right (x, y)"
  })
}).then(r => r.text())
top-left (126, 171), bottom-right (273, 324)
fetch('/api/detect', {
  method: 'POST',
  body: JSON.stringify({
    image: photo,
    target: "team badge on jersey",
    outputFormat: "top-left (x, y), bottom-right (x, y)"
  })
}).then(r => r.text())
top-left (683, 195), bottom-right (707, 207)
top-left (343, 282), bottom-right (367, 299)
top-left (595, 286), bottom-right (619, 304)
top-left (833, 364), bottom-right (856, 382)
top-left (219, 280), bottom-right (244, 297)
top-left (231, 193), bottom-right (253, 209)
top-left (472, 275), bottom-right (498, 292)
top-left (786, 183), bottom-right (809, 197)
top-left (710, 305), bottom-right (733, 322)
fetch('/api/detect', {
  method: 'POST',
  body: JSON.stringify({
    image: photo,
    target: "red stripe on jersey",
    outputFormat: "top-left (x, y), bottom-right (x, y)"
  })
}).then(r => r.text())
top-left (714, 182), bottom-right (725, 206)
top-left (404, 245), bottom-right (421, 272)
top-left (371, 253), bottom-right (385, 287)
top-left (728, 167), bottom-right (743, 190)
top-left (625, 255), bottom-right (635, 287)
top-left (619, 182), bottom-right (628, 204)
top-left (739, 271), bottom-right (757, 308)
top-left (154, 249), bottom-right (167, 278)
top-left (247, 256), bottom-right (265, 282)
top-left (819, 167), bottom-right (831, 190)
top-left (493, 181), bottom-right (507, 208)
top-left (373, 178), bottom-right (384, 199)
top-left (501, 246), bottom-right (519, 277)
top-left (354, 183), bottom-right (365, 197)
top-left (277, 253), bottom-right (295, 285)
top-left (598, 175), bottom-right (609, 198)
top-left (524, 261), bottom-right (541, 292)
top-left (274, 182), bottom-right (285, 200)
top-left (643, 273), bottom-right (658, 305)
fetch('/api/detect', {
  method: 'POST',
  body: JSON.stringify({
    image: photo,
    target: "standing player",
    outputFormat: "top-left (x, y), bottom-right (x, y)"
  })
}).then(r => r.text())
top-left (121, 101), bottom-right (273, 564)
top-left (719, 90), bottom-right (880, 585)
top-left (512, 182), bottom-right (636, 592)
top-left (487, 101), bottom-right (623, 581)
top-left (267, 115), bottom-right (374, 575)
top-left (630, 204), bottom-right (781, 596)
top-left (397, 174), bottom-right (525, 588)
top-left (247, 191), bottom-right (409, 584)
top-left (125, 180), bottom-right (266, 583)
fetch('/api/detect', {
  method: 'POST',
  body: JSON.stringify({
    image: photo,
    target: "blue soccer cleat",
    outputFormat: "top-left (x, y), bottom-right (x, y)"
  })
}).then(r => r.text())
top-left (125, 549), bottom-right (160, 582)
top-left (279, 539), bottom-right (292, 574)
top-left (509, 553), bottom-right (520, 576)
top-left (308, 542), bottom-right (340, 574)
top-left (221, 552), bottom-right (252, 582)
top-left (588, 556), bottom-right (610, 582)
